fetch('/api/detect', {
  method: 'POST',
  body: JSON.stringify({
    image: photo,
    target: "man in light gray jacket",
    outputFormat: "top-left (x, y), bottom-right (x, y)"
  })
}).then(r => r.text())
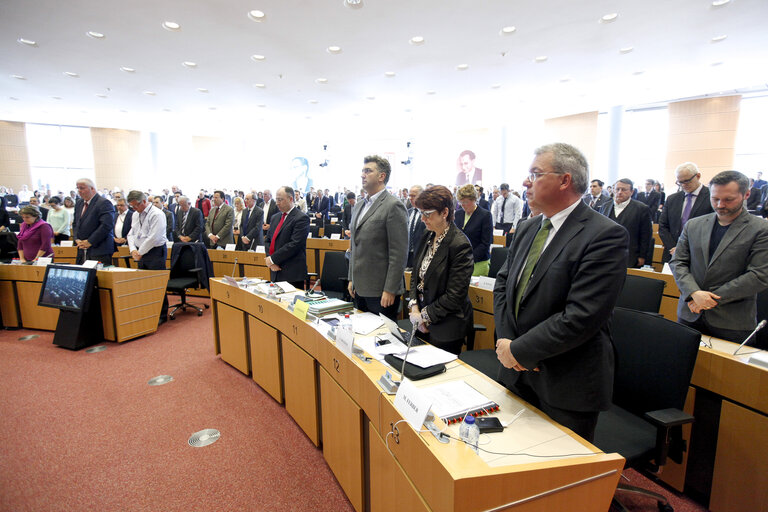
top-left (671, 170), bottom-right (768, 343)
top-left (347, 155), bottom-right (408, 321)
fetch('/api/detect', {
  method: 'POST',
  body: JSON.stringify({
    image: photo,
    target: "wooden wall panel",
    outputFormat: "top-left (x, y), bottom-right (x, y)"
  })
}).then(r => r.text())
top-left (543, 111), bottom-right (599, 166)
top-left (0, 120), bottom-right (31, 191)
top-left (665, 96), bottom-right (741, 186)
top-left (90, 127), bottom-right (142, 192)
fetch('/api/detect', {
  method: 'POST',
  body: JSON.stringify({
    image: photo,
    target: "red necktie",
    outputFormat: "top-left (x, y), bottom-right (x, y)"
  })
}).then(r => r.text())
top-left (269, 213), bottom-right (288, 255)
top-left (213, 206), bottom-right (220, 222)
top-left (81, 200), bottom-right (89, 216)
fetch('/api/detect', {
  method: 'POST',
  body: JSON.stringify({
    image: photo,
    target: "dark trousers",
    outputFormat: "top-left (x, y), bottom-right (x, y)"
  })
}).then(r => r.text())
top-left (354, 294), bottom-right (400, 322)
top-left (76, 250), bottom-right (112, 266)
top-left (495, 222), bottom-right (513, 234)
top-left (138, 245), bottom-right (169, 321)
top-left (509, 379), bottom-right (600, 442)
top-left (680, 316), bottom-right (752, 344)
top-left (54, 233), bottom-right (69, 244)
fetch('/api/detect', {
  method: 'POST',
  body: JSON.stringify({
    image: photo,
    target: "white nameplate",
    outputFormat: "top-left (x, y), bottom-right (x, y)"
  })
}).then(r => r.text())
top-left (166, 241), bottom-right (174, 248)
top-left (330, 218), bottom-right (337, 224)
top-left (493, 229), bottom-right (503, 236)
top-left (394, 379), bottom-right (433, 430)
top-left (748, 352), bottom-right (768, 370)
top-left (255, 245), bottom-right (265, 253)
top-left (82, 260), bottom-right (99, 268)
top-left (225, 243), bottom-right (237, 251)
top-left (330, 233), bottom-right (341, 240)
top-left (477, 276), bottom-right (496, 290)
top-left (60, 240), bottom-right (74, 247)
top-left (336, 326), bottom-right (355, 356)
top-left (307, 232), bottom-right (313, 238)
top-left (36, 257), bottom-right (53, 266)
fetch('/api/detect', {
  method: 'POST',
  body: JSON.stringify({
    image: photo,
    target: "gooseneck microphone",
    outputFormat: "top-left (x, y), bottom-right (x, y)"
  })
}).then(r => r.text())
top-left (733, 319), bottom-right (766, 355)
top-left (231, 257), bottom-right (239, 277)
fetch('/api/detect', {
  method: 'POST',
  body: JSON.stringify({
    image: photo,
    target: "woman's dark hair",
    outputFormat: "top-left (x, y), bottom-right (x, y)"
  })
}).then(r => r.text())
top-left (415, 185), bottom-right (455, 223)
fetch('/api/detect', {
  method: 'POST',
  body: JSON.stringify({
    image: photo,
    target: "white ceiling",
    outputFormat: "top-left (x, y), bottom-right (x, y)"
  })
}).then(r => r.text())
top-left (1, 0), bottom-right (767, 135)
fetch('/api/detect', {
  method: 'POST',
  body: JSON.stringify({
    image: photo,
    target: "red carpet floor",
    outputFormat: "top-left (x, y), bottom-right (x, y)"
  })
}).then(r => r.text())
top-left (0, 298), bottom-right (353, 512)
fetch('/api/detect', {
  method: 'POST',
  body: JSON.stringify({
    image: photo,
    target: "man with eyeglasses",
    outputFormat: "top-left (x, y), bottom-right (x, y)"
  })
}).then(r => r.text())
top-left (492, 143), bottom-right (628, 442)
top-left (658, 162), bottom-right (713, 263)
top-left (347, 155), bottom-right (408, 320)
top-left (600, 178), bottom-right (652, 268)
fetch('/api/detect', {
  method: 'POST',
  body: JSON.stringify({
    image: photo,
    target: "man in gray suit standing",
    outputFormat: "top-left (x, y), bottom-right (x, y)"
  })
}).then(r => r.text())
top-left (671, 170), bottom-right (768, 343)
top-left (348, 155), bottom-right (408, 320)
top-left (204, 190), bottom-right (234, 248)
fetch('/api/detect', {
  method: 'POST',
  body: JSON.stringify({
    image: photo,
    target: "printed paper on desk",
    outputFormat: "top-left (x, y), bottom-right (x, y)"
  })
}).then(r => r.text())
top-left (477, 276), bottom-right (495, 290)
top-left (292, 300), bottom-right (309, 322)
top-left (329, 233), bottom-right (341, 240)
top-left (404, 345), bottom-right (457, 368)
top-left (60, 241), bottom-right (73, 247)
top-left (336, 326), bottom-right (355, 356)
top-left (351, 312), bottom-right (385, 335)
top-left (255, 246), bottom-right (265, 253)
top-left (82, 260), bottom-right (99, 268)
top-left (225, 243), bottom-right (237, 251)
top-left (394, 379), bottom-right (433, 430)
top-left (493, 229), bottom-right (503, 236)
top-left (36, 257), bottom-right (52, 266)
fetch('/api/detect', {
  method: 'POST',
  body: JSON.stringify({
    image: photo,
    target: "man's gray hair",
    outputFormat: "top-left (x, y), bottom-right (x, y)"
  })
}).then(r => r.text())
top-left (126, 190), bottom-right (147, 203)
top-left (675, 162), bottom-right (699, 178)
top-left (534, 143), bottom-right (589, 194)
top-left (76, 178), bottom-right (96, 189)
top-left (410, 185), bottom-right (424, 194)
top-left (178, 195), bottom-right (189, 205)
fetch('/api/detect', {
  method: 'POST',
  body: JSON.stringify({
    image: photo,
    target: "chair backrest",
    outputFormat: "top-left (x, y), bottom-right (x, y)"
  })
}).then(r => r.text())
top-left (611, 307), bottom-right (701, 416)
top-left (324, 224), bottom-right (342, 236)
top-left (615, 274), bottom-right (665, 313)
top-left (0, 231), bottom-right (19, 261)
top-left (170, 244), bottom-right (201, 284)
top-left (488, 246), bottom-right (509, 278)
top-left (320, 251), bottom-right (348, 294)
top-left (309, 225), bottom-right (321, 238)
top-left (755, 289), bottom-right (768, 350)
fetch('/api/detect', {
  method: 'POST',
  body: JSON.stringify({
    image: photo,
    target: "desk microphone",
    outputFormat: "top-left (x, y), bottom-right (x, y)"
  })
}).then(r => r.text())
top-left (231, 257), bottom-right (239, 277)
top-left (248, 235), bottom-right (258, 252)
top-left (306, 276), bottom-right (324, 296)
top-left (398, 319), bottom-right (421, 383)
top-left (733, 319), bottom-right (766, 355)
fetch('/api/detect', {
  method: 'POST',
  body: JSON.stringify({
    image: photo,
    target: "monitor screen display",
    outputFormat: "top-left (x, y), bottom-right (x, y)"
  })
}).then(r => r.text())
top-left (38, 265), bottom-right (97, 312)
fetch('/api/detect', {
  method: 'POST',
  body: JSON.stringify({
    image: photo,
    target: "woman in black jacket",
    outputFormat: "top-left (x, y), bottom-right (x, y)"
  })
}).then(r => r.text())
top-left (409, 186), bottom-right (474, 355)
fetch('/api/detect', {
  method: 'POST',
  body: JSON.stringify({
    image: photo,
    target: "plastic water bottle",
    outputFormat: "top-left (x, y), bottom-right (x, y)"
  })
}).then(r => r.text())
top-left (267, 283), bottom-right (277, 300)
top-left (459, 415), bottom-right (480, 453)
top-left (340, 314), bottom-right (354, 337)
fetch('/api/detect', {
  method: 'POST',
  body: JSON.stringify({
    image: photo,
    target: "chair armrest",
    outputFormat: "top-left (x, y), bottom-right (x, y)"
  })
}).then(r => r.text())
top-left (188, 267), bottom-right (203, 273)
top-left (307, 272), bottom-right (318, 278)
top-left (644, 408), bottom-right (694, 428)
top-left (473, 324), bottom-right (487, 332)
top-left (644, 408), bottom-right (694, 467)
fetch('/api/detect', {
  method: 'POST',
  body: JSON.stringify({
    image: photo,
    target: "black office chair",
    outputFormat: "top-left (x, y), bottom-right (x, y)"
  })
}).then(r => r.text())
top-left (323, 223), bottom-right (343, 238)
top-left (615, 274), bottom-right (665, 313)
top-left (754, 289), bottom-right (768, 350)
top-left (166, 244), bottom-right (209, 319)
top-left (317, 251), bottom-right (349, 300)
top-left (309, 225), bottom-right (321, 238)
top-left (7, 212), bottom-right (22, 233)
top-left (594, 307), bottom-right (700, 512)
top-left (488, 246), bottom-right (509, 279)
top-left (0, 231), bottom-right (19, 263)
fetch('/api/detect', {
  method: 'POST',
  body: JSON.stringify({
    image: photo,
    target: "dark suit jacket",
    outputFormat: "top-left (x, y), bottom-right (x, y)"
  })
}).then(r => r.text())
top-left (601, 199), bottom-right (652, 267)
top-left (658, 187), bottom-right (713, 263)
top-left (342, 204), bottom-right (354, 233)
top-left (747, 187), bottom-right (762, 211)
top-left (174, 207), bottom-right (204, 242)
top-left (72, 194), bottom-right (116, 257)
top-left (311, 196), bottom-right (330, 221)
top-left (238, 205), bottom-right (264, 250)
top-left (262, 200), bottom-right (279, 231)
top-left (410, 224), bottom-right (474, 342)
top-left (637, 190), bottom-right (661, 213)
top-left (115, 210), bottom-right (133, 243)
top-left (163, 208), bottom-right (174, 241)
top-left (406, 207), bottom-right (426, 268)
top-left (455, 206), bottom-right (493, 263)
top-left (265, 208), bottom-right (310, 283)
top-left (494, 202), bottom-right (628, 412)
top-left (582, 194), bottom-right (610, 211)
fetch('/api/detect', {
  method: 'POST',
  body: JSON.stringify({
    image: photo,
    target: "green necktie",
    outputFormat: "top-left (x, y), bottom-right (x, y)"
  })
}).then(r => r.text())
top-left (514, 218), bottom-right (552, 317)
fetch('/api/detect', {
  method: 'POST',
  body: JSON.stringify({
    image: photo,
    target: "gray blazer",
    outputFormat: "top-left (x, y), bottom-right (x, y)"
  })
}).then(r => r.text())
top-left (204, 203), bottom-right (235, 248)
top-left (671, 208), bottom-right (768, 330)
top-left (348, 190), bottom-right (408, 297)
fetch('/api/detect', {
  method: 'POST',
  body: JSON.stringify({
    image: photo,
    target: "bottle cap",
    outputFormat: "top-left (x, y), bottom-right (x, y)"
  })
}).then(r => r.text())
top-left (464, 415), bottom-right (475, 424)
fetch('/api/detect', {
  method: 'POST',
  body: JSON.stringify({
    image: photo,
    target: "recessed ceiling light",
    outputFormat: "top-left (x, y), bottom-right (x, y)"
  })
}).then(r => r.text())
top-left (95, 94), bottom-right (108, 98)
top-left (120, 66), bottom-right (136, 73)
top-left (712, 0), bottom-right (730, 6)
top-left (208, 107), bottom-right (217, 110)
top-left (619, 46), bottom-right (634, 54)
top-left (51, 96), bottom-right (62, 100)
top-left (384, 71), bottom-right (396, 78)
top-left (17, 38), bottom-right (37, 47)
top-left (10, 97), bottom-right (19, 101)
top-left (250, 54), bottom-right (266, 61)
top-left (600, 13), bottom-right (619, 23)
top-left (308, 99), bottom-right (318, 104)
top-left (120, 109), bottom-right (128, 113)
top-left (182, 61), bottom-right (197, 68)
top-left (426, 90), bottom-right (436, 95)
top-left (253, 83), bottom-right (266, 88)
top-left (404, 108), bottom-right (412, 113)
top-left (257, 104), bottom-right (266, 108)
top-left (343, 0), bottom-right (363, 10)
top-left (500, 26), bottom-right (516, 35)
top-left (247, 10), bottom-right (266, 22)
top-left (326, 45), bottom-right (342, 54)
top-left (162, 21), bottom-right (180, 31)
top-left (86, 31), bottom-right (105, 39)
top-left (632, 70), bottom-right (645, 76)
top-left (409, 36), bottom-right (425, 46)
top-left (711, 61), bottom-right (724, 66)
top-left (315, 78), bottom-right (328, 84)
top-left (711, 35), bottom-right (727, 43)
top-left (163, 108), bottom-right (172, 112)
top-left (456, 64), bottom-right (469, 71)
top-left (491, 84), bottom-right (501, 89)
top-left (559, 76), bottom-right (571, 83)
top-left (534, 56), bottom-right (548, 63)
top-left (64, 72), bottom-right (79, 78)
top-left (10, 74), bottom-right (26, 80)
top-left (197, 88), bottom-right (209, 93)
top-left (143, 90), bottom-right (157, 96)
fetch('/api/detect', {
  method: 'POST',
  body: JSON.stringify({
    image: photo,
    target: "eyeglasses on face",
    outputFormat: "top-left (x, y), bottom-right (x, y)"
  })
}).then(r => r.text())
top-left (418, 209), bottom-right (436, 217)
top-left (528, 171), bottom-right (563, 182)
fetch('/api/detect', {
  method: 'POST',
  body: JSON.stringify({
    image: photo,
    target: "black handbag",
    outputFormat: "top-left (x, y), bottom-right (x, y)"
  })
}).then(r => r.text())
top-left (384, 354), bottom-right (446, 381)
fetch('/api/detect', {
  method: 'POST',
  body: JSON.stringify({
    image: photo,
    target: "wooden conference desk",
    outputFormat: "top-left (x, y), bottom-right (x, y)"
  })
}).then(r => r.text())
top-left (210, 279), bottom-right (625, 512)
top-left (0, 264), bottom-right (169, 342)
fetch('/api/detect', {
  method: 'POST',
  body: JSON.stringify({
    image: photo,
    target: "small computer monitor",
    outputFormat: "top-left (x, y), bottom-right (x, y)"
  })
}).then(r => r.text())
top-left (38, 264), bottom-right (98, 312)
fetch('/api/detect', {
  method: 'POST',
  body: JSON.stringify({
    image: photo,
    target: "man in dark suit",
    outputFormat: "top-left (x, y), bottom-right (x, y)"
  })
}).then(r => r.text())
top-left (265, 186), bottom-right (310, 289)
top-left (671, 170), bottom-right (768, 342)
top-left (658, 162), bottom-right (713, 263)
top-left (237, 192), bottom-right (264, 250)
top-left (600, 178), bottom-right (652, 268)
top-left (113, 198), bottom-right (133, 246)
top-left (310, 189), bottom-right (330, 225)
top-left (405, 185), bottom-right (425, 268)
top-left (261, 189), bottom-right (279, 236)
top-left (636, 179), bottom-right (661, 218)
top-left (174, 196), bottom-right (204, 243)
top-left (72, 178), bottom-right (116, 265)
top-left (494, 143), bottom-right (628, 442)
top-left (582, 179), bottom-right (610, 211)
top-left (747, 179), bottom-right (762, 211)
top-left (152, 196), bottom-right (174, 242)
top-left (342, 191), bottom-right (356, 238)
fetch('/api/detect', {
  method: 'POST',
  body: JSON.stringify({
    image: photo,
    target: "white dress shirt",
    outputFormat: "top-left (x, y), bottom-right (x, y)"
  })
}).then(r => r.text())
top-left (356, 189), bottom-right (386, 227)
top-left (613, 198), bottom-right (631, 218)
top-left (127, 204), bottom-right (167, 255)
top-left (492, 193), bottom-right (522, 225)
top-left (114, 211), bottom-right (127, 238)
